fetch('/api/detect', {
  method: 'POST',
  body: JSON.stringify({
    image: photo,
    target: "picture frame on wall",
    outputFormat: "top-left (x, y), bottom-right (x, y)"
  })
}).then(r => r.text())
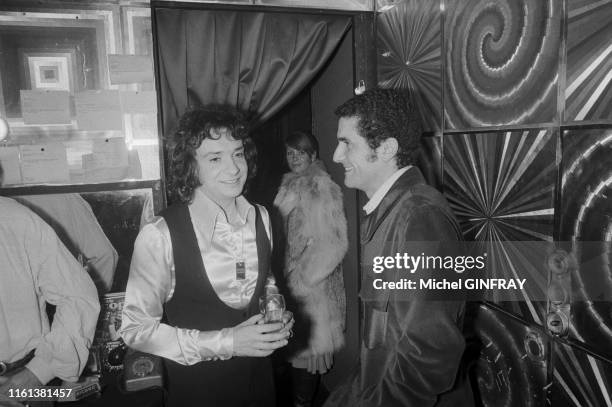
top-left (23, 51), bottom-right (76, 92)
top-left (0, 9), bottom-right (111, 124)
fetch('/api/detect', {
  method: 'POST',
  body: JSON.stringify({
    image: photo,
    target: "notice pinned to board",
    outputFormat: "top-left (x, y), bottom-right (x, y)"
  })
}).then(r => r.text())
top-left (120, 91), bottom-right (157, 114)
top-left (75, 90), bottom-right (123, 131)
top-left (0, 146), bottom-right (22, 185)
top-left (90, 137), bottom-right (129, 169)
top-left (19, 143), bottom-right (70, 184)
top-left (108, 55), bottom-right (154, 84)
top-left (20, 90), bottom-right (71, 125)
top-left (82, 138), bottom-right (130, 182)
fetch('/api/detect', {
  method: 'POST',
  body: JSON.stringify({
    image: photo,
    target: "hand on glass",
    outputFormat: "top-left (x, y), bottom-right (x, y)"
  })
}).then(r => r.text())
top-left (278, 310), bottom-right (294, 338)
top-left (232, 314), bottom-right (290, 357)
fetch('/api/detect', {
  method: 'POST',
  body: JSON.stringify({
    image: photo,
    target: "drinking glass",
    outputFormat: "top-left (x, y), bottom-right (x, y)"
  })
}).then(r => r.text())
top-left (259, 293), bottom-right (285, 323)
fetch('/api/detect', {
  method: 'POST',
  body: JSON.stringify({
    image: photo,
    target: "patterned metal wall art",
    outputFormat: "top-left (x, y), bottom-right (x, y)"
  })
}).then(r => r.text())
top-left (416, 135), bottom-right (442, 190)
top-left (560, 128), bottom-right (612, 357)
top-left (552, 341), bottom-right (612, 407)
top-left (444, 0), bottom-right (561, 129)
top-left (443, 130), bottom-right (556, 322)
top-left (443, 130), bottom-right (556, 242)
top-left (464, 304), bottom-right (550, 407)
top-left (377, 0), bottom-right (442, 133)
top-left (564, 0), bottom-right (612, 122)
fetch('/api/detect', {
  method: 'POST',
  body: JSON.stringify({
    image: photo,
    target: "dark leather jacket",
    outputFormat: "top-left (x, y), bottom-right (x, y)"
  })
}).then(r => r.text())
top-left (325, 167), bottom-right (475, 407)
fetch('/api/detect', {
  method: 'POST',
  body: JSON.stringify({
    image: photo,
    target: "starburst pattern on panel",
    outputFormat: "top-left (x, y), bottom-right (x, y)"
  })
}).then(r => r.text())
top-left (443, 130), bottom-right (556, 321)
top-left (444, 130), bottom-right (556, 242)
top-left (565, 0), bottom-right (612, 122)
top-left (553, 342), bottom-right (612, 407)
top-left (377, 0), bottom-right (441, 133)
top-left (444, 0), bottom-right (561, 129)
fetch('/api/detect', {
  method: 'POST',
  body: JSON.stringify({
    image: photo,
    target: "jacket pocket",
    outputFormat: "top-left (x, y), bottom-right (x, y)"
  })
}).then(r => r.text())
top-left (363, 305), bottom-right (388, 349)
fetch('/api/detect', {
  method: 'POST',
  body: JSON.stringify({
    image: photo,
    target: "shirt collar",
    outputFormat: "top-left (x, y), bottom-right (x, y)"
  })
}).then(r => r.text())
top-left (190, 188), bottom-right (253, 241)
top-left (363, 166), bottom-right (411, 215)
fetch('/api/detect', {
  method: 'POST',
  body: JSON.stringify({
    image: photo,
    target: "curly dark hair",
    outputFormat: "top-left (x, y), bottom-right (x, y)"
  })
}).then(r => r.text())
top-left (334, 88), bottom-right (422, 167)
top-left (166, 105), bottom-right (256, 204)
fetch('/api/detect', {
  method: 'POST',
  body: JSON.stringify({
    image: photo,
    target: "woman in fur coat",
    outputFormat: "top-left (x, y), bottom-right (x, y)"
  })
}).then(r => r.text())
top-left (274, 131), bottom-right (348, 407)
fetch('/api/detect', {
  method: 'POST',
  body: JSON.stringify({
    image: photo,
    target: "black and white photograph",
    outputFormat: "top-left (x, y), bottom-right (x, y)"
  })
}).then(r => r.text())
top-left (1, 0), bottom-right (611, 406)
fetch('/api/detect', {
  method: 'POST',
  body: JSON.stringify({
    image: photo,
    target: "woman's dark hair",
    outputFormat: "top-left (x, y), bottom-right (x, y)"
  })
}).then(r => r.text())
top-left (166, 105), bottom-right (256, 204)
top-left (284, 131), bottom-right (319, 158)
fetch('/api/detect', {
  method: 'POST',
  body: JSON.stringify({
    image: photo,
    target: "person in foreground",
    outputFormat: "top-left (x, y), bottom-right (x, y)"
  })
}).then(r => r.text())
top-left (0, 196), bottom-right (100, 406)
top-left (323, 88), bottom-right (474, 407)
top-left (120, 106), bottom-right (292, 407)
top-left (274, 131), bottom-right (347, 406)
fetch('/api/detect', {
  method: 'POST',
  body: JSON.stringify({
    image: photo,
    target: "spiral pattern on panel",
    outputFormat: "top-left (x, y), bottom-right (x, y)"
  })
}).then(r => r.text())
top-left (466, 305), bottom-right (547, 407)
top-left (377, 0), bottom-right (441, 133)
top-left (560, 129), bottom-right (612, 354)
top-left (565, 0), bottom-right (612, 122)
top-left (444, 0), bottom-right (561, 129)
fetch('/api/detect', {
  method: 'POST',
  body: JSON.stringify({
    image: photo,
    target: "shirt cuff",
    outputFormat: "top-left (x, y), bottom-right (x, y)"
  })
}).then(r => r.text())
top-left (197, 328), bottom-right (234, 361)
top-left (26, 357), bottom-right (55, 385)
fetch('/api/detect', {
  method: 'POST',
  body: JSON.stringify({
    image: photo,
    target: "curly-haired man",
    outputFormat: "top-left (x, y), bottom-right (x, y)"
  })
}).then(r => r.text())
top-left (120, 105), bottom-right (293, 407)
top-left (325, 89), bottom-right (474, 407)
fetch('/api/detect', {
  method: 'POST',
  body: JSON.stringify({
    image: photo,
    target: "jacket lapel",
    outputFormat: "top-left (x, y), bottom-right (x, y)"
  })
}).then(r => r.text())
top-left (361, 167), bottom-right (426, 244)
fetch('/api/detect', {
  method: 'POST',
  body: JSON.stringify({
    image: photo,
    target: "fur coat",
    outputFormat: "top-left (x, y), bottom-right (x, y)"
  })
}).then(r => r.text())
top-left (274, 160), bottom-right (348, 357)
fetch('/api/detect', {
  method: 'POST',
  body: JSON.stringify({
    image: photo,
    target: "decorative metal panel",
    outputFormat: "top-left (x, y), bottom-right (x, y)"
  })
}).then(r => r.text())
top-left (443, 130), bottom-right (556, 241)
top-left (257, 0), bottom-right (374, 10)
top-left (464, 304), bottom-right (550, 407)
top-left (417, 135), bottom-right (442, 190)
top-left (444, 0), bottom-right (561, 129)
top-left (552, 341), bottom-right (612, 407)
top-left (560, 128), bottom-right (612, 357)
top-left (443, 130), bottom-right (556, 322)
top-left (377, 0), bottom-right (442, 133)
top-left (564, 0), bottom-right (612, 122)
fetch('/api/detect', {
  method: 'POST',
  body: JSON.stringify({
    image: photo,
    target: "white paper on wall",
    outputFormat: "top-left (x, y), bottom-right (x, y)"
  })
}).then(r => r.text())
top-left (120, 91), bottom-right (157, 113)
top-left (20, 90), bottom-right (71, 125)
top-left (75, 91), bottom-right (123, 131)
top-left (19, 143), bottom-right (70, 184)
top-left (0, 146), bottom-right (22, 185)
top-left (108, 55), bottom-right (154, 84)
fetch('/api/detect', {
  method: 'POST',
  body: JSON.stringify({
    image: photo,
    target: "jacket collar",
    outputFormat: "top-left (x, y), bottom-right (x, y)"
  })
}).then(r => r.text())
top-left (361, 166), bottom-right (427, 243)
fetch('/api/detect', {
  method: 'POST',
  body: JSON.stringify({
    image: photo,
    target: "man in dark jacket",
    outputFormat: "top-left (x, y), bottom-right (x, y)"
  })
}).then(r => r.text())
top-left (324, 88), bottom-right (474, 407)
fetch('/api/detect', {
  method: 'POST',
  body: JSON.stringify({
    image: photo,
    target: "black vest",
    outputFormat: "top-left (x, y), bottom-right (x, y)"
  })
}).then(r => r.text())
top-left (160, 204), bottom-right (275, 407)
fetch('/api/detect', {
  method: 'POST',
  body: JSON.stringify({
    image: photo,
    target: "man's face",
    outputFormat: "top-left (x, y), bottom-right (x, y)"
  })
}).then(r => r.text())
top-left (195, 128), bottom-right (248, 206)
top-left (333, 116), bottom-right (386, 197)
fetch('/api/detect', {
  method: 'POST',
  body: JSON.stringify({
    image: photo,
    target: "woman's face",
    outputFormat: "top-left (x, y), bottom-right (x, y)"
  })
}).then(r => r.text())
top-left (286, 146), bottom-right (314, 174)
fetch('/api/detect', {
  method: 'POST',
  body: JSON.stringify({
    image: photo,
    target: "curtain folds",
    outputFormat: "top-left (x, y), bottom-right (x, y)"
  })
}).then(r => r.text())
top-left (155, 8), bottom-right (351, 134)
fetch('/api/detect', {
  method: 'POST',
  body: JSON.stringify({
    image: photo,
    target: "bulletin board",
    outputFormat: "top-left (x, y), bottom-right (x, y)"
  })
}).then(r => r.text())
top-left (0, 1), bottom-right (161, 188)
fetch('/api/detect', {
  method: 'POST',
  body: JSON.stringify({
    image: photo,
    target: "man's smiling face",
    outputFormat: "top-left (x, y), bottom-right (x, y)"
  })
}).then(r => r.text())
top-left (195, 127), bottom-right (248, 206)
top-left (333, 116), bottom-right (388, 198)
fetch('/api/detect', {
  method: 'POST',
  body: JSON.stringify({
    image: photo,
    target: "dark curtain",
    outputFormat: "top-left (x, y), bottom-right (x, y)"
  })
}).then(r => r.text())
top-left (155, 8), bottom-right (351, 134)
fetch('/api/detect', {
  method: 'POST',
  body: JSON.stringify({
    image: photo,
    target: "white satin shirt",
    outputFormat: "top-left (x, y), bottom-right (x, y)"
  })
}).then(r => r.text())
top-left (119, 189), bottom-right (275, 365)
